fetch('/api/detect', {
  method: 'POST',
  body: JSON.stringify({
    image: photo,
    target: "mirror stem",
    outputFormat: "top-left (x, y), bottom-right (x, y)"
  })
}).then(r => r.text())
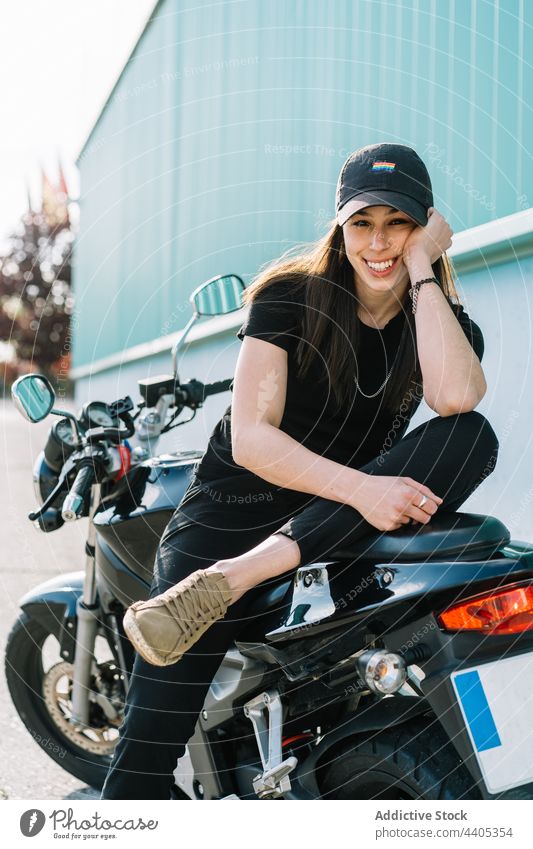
top-left (51, 407), bottom-right (84, 444)
top-left (171, 312), bottom-right (198, 383)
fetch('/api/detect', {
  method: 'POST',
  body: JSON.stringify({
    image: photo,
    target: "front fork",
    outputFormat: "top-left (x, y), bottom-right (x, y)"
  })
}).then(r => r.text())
top-left (70, 484), bottom-right (102, 727)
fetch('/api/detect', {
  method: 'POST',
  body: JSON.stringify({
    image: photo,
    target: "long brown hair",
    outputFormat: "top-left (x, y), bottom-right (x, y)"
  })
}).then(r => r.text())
top-left (243, 218), bottom-right (460, 417)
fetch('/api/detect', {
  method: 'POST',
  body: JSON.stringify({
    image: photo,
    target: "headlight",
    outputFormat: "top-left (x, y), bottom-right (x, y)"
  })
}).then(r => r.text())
top-left (357, 650), bottom-right (407, 695)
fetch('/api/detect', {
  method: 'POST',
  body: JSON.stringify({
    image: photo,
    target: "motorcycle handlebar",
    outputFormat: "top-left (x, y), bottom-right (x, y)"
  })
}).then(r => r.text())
top-left (202, 379), bottom-right (233, 398)
top-left (62, 464), bottom-right (96, 522)
top-left (174, 378), bottom-right (233, 409)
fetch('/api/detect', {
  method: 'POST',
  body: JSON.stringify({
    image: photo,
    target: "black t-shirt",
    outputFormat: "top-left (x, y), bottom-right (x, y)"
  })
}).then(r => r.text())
top-left (194, 278), bottom-right (484, 486)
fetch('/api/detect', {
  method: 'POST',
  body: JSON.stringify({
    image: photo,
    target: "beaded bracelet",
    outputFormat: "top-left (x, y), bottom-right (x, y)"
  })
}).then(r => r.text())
top-left (408, 276), bottom-right (439, 315)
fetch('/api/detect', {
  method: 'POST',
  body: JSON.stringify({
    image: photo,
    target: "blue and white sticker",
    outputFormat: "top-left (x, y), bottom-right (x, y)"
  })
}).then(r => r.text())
top-left (452, 652), bottom-right (533, 793)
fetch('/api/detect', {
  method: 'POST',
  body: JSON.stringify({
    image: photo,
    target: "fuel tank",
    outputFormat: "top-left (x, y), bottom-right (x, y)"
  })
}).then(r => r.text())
top-left (93, 451), bottom-right (202, 585)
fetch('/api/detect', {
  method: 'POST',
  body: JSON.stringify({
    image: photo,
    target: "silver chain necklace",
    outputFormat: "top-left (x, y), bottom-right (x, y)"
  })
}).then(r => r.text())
top-left (353, 346), bottom-right (401, 398)
top-left (353, 310), bottom-right (404, 398)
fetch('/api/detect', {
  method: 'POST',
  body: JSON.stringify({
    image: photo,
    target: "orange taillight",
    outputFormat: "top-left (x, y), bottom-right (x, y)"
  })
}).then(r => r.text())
top-left (438, 584), bottom-right (533, 635)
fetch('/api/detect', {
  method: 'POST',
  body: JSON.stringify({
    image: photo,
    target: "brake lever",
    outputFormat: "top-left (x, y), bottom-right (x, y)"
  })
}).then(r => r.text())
top-left (28, 454), bottom-right (78, 521)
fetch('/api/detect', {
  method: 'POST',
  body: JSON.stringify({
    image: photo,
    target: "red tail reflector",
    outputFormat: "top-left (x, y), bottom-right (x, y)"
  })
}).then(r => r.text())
top-left (439, 584), bottom-right (533, 635)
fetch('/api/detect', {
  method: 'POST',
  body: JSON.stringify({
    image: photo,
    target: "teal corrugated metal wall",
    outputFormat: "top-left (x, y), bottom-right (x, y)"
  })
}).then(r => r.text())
top-left (73, 0), bottom-right (532, 368)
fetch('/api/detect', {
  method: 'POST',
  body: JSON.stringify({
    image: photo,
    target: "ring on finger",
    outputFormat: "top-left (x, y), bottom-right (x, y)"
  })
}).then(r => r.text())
top-left (418, 494), bottom-right (429, 509)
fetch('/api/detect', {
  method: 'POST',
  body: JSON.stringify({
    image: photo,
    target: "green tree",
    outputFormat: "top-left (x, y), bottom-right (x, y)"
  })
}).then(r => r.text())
top-left (0, 169), bottom-right (75, 392)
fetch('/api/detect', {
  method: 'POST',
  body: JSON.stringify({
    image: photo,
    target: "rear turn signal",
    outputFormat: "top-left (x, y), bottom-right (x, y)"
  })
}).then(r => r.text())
top-left (439, 584), bottom-right (533, 635)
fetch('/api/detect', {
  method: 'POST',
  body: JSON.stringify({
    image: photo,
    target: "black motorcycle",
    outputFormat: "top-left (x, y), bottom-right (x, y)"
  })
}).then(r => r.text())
top-left (7, 272), bottom-right (533, 800)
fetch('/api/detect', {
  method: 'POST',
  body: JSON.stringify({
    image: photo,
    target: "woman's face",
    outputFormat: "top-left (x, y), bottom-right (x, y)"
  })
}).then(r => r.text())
top-left (342, 204), bottom-right (418, 297)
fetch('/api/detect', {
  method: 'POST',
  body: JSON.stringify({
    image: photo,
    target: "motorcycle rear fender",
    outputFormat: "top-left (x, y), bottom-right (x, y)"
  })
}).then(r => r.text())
top-left (18, 570), bottom-right (84, 662)
top-left (290, 691), bottom-right (533, 800)
top-left (418, 668), bottom-right (533, 800)
top-left (384, 613), bottom-right (533, 800)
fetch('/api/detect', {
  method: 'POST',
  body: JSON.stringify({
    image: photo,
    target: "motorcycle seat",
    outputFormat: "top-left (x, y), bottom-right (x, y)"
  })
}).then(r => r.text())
top-left (246, 512), bottom-right (510, 617)
top-left (329, 511), bottom-right (510, 563)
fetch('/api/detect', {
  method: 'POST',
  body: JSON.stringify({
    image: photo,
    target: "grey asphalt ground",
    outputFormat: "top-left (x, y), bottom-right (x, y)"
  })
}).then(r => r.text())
top-left (0, 399), bottom-right (99, 800)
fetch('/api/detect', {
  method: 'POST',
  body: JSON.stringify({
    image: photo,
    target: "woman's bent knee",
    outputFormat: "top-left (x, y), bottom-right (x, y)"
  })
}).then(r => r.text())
top-left (443, 411), bottom-right (499, 482)
top-left (460, 410), bottom-right (498, 453)
top-left (439, 410), bottom-right (499, 454)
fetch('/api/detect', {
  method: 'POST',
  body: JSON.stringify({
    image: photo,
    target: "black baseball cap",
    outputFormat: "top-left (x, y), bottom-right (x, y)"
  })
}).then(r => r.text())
top-left (336, 142), bottom-right (434, 227)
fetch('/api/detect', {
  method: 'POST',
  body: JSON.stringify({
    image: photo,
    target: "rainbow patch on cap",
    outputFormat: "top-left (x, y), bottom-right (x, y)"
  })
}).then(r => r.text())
top-left (372, 161), bottom-right (396, 171)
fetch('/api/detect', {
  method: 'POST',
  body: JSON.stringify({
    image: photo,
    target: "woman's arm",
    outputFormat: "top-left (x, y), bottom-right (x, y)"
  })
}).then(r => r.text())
top-left (403, 209), bottom-right (487, 417)
top-left (231, 336), bottom-right (443, 530)
top-left (411, 272), bottom-right (486, 416)
top-left (231, 336), bottom-right (362, 505)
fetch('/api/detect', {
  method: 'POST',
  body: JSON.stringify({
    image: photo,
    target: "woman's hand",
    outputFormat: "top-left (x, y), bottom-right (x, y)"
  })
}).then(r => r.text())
top-left (402, 207), bottom-right (453, 269)
top-left (349, 473), bottom-right (443, 532)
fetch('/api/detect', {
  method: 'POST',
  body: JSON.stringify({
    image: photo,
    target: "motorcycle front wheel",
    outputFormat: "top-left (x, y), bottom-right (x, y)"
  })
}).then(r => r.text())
top-left (319, 717), bottom-right (482, 800)
top-left (5, 612), bottom-right (124, 790)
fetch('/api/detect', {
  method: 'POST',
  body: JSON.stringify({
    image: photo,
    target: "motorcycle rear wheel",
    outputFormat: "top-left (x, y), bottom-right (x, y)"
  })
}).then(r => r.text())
top-left (319, 717), bottom-right (482, 800)
top-left (5, 612), bottom-right (122, 791)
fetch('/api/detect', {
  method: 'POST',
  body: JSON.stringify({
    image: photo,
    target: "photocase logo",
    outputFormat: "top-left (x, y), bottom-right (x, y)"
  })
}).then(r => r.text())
top-left (18, 807), bottom-right (159, 839)
top-left (20, 809), bottom-right (46, 837)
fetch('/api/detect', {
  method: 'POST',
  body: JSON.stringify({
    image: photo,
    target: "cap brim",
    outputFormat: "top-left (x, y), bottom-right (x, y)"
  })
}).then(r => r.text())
top-left (337, 191), bottom-right (428, 227)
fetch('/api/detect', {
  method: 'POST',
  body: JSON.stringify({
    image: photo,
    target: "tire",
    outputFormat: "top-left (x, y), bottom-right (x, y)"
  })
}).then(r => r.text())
top-left (319, 717), bottom-right (482, 800)
top-left (5, 612), bottom-right (122, 791)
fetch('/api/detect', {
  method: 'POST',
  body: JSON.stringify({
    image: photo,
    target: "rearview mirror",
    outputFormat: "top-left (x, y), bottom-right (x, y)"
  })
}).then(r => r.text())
top-left (190, 274), bottom-right (244, 316)
top-left (172, 274), bottom-right (246, 378)
top-left (11, 374), bottom-right (56, 422)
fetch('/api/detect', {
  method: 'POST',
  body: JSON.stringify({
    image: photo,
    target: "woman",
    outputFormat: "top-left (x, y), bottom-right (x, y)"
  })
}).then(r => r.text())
top-left (101, 142), bottom-right (498, 799)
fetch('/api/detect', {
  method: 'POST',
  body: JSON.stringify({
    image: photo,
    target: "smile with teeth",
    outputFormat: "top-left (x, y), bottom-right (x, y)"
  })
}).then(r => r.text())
top-left (364, 256), bottom-right (400, 273)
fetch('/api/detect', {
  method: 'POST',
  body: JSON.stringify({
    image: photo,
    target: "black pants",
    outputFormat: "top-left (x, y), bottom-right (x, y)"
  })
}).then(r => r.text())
top-left (100, 411), bottom-right (499, 799)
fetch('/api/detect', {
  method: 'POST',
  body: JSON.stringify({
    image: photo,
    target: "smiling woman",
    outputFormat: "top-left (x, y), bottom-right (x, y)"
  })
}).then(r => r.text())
top-left (102, 142), bottom-right (498, 801)
top-left (233, 204), bottom-right (463, 419)
top-left (343, 205), bottom-right (418, 320)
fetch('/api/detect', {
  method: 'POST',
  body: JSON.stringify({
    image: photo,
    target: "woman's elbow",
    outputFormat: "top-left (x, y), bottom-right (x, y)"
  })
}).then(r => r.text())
top-left (429, 386), bottom-right (487, 417)
top-left (231, 435), bottom-right (250, 468)
top-left (232, 430), bottom-right (262, 468)
top-left (232, 422), bottom-right (277, 468)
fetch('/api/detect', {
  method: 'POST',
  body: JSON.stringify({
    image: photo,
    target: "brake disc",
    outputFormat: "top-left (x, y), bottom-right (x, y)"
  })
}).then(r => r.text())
top-left (42, 661), bottom-right (121, 756)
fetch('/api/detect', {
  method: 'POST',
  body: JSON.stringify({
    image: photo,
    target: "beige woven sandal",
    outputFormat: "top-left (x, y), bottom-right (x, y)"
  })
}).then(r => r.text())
top-left (123, 567), bottom-right (233, 666)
